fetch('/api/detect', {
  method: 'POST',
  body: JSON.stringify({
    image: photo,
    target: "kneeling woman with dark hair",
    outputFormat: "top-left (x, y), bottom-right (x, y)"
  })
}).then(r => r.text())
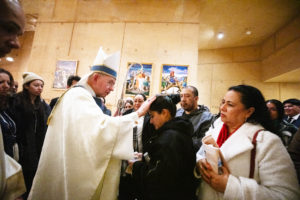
top-left (127, 95), bottom-right (196, 200)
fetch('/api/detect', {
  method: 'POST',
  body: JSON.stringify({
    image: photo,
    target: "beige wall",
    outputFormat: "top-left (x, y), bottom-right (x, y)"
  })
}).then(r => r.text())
top-left (197, 15), bottom-right (300, 114)
top-left (0, 31), bottom-right (34, 92)
top-left (2, 0), bottom-right (199, 112)
top-left (197, 45), bottom-right (300, 114)
top-left (23, 22), bottom-right (198, 110)
top-left (199, 46), bottom-right (262, 113)
top-left (1, 1), bottom-right (300, 114)
top-left (261, 15), bottom-right (300, 82)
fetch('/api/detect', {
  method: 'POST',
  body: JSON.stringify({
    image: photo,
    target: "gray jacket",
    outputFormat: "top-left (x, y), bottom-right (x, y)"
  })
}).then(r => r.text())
top-left (176, 105), bottom-right (213, 152)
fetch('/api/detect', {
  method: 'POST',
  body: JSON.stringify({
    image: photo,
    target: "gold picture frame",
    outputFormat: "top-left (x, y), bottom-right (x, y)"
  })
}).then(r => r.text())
top-left (53, 60), bottom-right (78, 89)
top-left (125, 62), bottom-right (153, 96)
top-left (160, 64), bottom-right (188, 94)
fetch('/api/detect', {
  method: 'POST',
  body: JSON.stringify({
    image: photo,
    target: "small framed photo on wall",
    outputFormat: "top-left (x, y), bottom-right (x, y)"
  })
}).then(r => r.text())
top-left (53, 60), bottom-right (78, 89)
top-left (125, 63), bottom-right (152, 96)
top-left (161, 64), bottom-right (188, 94)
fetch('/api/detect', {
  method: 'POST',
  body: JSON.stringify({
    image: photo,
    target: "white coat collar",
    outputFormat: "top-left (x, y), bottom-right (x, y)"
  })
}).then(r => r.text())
top-left (211, 118), bottom-right (264, 162)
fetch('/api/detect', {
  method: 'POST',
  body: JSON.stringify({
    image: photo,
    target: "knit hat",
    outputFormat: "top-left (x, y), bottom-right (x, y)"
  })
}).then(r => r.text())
top-left (22, 72), bottom-right (44, 85)
top-left (90, 47), bottom-right (120, 79)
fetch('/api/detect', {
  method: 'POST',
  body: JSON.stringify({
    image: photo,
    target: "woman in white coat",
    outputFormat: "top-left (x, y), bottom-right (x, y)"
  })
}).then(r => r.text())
top-left (196, 85), bottom-right (299, 200)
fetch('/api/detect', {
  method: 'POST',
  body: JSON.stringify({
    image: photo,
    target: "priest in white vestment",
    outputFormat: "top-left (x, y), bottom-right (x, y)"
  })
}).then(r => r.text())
top-left (28, 47), bottom-right (155, 200)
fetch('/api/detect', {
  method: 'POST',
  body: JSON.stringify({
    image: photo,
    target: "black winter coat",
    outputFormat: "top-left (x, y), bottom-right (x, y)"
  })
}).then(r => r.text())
top-left (10, 92), bottom-right (50, 172)
top-left (132, 117), bottom-right (196, 200)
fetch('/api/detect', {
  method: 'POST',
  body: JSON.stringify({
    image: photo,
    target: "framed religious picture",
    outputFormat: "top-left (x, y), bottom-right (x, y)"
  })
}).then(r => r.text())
top-left (125, 63), bottom-right (153, 96)
top-left (160, 64), bottom-right (188, 94)
top-left (53, 60), bottom-right (78, 89)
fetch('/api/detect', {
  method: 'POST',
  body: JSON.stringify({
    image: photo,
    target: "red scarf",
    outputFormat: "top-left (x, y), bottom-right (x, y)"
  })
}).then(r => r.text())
top-left (217, 123), bottom-right (241, 147)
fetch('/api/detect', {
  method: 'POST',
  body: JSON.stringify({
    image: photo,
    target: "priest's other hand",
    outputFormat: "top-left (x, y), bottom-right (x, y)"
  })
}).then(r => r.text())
top-left (126, 152), bottom-right (143, 174)
top-left (136, 96), bottom-right (156, 117)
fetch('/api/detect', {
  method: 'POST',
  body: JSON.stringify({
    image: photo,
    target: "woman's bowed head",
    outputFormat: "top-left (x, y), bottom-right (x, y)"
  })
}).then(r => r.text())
top-left (148, 95), bottom-right (177, 130)
top-left (127, 95), bottom-right (176, 167)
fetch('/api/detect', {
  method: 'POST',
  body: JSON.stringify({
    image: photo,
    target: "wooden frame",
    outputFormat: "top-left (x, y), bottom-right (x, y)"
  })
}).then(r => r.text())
top-left (160, 64), bottom-right (188, 94)
top-left (125, 62), bottom-right (153, 96)
top-left (53, 60), bottom-right (78, 89)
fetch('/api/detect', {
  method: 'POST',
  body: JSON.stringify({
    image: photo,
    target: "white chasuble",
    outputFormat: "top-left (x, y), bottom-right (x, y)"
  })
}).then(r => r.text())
top-left (0, 127), bottom-right (26, 200)
top-left (28, 86), bottom-right (136, 200)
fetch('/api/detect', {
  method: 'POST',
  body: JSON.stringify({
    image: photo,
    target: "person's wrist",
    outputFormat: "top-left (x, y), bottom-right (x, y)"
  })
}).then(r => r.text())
top-left (137, 110), bottom-right (142, 117)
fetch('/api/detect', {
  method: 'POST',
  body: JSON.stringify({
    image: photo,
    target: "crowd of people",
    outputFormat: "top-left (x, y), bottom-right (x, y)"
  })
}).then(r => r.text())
top-left (0, 1), bottom-right (300, 200)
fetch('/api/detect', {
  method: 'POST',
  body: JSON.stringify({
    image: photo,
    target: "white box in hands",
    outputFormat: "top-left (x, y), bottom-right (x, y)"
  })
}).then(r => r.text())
top-left (202, 135), bottom-right (229, 175)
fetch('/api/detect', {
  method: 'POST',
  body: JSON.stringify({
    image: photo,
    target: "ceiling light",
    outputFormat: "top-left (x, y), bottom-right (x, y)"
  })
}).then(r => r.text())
top-left (6, 57), bottom-right (14, 62)
top-left (30, 18), bottom-right (37, 23)
top-left (217, 32), bottom-right (224, 39)
top-left (246, 30), bottom-right (252, 35)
